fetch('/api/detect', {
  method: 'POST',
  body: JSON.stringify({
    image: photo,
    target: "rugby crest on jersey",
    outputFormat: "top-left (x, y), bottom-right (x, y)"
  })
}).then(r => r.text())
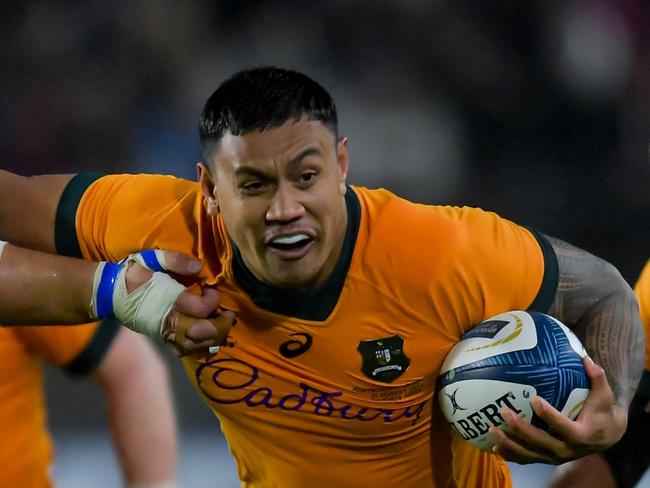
top-left (357, 335), bottom-right (410, 383)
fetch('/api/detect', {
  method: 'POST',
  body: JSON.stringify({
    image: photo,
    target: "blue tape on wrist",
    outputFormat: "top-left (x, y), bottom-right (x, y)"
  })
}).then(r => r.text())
top-left (96, 262), bottom-right (121, 319)
top-left (139, 249), bottom-right (165, 272)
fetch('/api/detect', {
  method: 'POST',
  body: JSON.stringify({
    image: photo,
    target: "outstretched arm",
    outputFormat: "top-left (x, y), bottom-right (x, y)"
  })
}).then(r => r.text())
top-left (492, 236), bottom-right (644, 464)
top-left (0, 242), bottom-right (235, 355)
top-left (0, 240), bottom-right (99, 324)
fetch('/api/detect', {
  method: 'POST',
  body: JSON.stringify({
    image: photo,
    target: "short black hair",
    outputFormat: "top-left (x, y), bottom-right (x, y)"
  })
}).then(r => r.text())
top-left (199, 67), bottom-right (338, 161)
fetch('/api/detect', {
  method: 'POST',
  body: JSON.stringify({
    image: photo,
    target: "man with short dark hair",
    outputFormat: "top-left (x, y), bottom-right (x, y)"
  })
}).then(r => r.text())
top-left (0, 67), bottom-right (643, 488)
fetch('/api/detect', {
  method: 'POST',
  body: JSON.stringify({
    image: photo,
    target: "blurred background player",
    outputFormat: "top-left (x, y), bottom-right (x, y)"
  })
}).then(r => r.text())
top-left (0, 313), bottom-right (178, 487)
top-left (548, 259), bottom-right (650, 488)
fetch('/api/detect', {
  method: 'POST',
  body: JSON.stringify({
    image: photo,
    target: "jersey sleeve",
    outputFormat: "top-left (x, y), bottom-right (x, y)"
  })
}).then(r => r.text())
top-left (14, 320), bottom-right (119, 374)
top-left (633, 259), bottom-right (650, 371)
top-left (439, 206), bottom-right (558, 329)
top-left (55, 173), bottom-right (205, 262)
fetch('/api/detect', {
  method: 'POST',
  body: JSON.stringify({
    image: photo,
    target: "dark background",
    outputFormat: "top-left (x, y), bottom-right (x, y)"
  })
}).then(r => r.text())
top-left (1, 0), bottom-right (648, 481)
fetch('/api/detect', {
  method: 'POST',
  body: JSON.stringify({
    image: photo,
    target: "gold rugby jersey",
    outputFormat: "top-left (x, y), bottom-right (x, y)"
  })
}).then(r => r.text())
top-left (58, 173), bottom-right (558, 488)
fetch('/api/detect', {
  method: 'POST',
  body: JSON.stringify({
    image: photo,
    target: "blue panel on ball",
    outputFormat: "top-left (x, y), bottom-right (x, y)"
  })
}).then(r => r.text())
top-left (461, 320), bottom-right (510, 339)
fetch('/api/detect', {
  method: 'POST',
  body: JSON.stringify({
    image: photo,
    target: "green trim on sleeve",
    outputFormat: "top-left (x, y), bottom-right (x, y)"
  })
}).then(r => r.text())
top-left (55, 173), bottom-right (103, 257)
top-left (64, 319), bottom-right (120, 376)
top-left (526, 228), bottom-right (559, 313)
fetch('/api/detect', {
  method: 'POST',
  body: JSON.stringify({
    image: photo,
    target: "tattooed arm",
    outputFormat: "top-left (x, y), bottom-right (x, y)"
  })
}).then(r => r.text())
top-left (491, 236), bottom-right (644, 465)
top-left (546, 236), bottom-right (644, 408)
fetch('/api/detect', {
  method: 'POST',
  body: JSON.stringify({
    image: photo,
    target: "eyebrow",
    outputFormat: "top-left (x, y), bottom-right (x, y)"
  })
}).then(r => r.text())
top-left (290, 147), bottom-right (322, 168)
top-left (234, 166), bottom-right (271, 180)
top-left (233, 147), bottom-right (323, 179)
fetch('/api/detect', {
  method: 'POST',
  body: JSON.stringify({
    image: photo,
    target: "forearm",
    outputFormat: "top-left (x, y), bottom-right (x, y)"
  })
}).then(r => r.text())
top-left (0, 241), bottom-right (96, 324)
top-left (104, 374), bottom-right (178, 486)
top-left (96, 330), bottom-right (177, 485)
top-left (569, 289), bottom-right (642, 408)
top-left (546, 236), bottom-right (645, 407)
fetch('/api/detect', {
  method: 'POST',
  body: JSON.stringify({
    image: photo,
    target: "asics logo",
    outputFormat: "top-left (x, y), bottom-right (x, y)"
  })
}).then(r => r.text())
top-left (279, 333), bottom-right (313, 358)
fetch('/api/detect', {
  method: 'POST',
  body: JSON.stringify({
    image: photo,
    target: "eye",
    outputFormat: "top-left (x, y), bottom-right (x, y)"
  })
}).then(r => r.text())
top-left (299, 171), bottom-right (318, 185)
top-left (241, 181), bottom-right (268, 194)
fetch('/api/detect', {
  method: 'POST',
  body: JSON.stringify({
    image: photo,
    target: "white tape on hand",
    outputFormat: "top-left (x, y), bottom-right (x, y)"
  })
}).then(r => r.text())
top-left (112, 255), bottom-right (186, 338)
top-left (125, 249), bottom-right (169, 272)
top-left (0, 240), bottom-right (7, 260)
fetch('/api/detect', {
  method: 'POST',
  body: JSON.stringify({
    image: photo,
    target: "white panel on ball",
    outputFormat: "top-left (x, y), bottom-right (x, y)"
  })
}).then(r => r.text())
top-left (439, 379), bottom-right (538, 450)
top-left (440, 311), bottom-right (539, 369)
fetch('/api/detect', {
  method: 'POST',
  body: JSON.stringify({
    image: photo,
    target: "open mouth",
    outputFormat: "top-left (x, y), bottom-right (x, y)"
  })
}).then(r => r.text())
top-left (266, 233), bottom-right (315, 259)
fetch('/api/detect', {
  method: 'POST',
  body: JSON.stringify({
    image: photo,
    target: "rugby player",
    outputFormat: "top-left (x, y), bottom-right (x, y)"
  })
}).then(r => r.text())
top-left (0, 67), bottom-right (643, 488)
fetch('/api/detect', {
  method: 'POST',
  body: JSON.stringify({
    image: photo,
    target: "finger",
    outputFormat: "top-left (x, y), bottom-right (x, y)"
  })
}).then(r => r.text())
top-left (186, 311), bottom-right (236, 342)
top-left (530, 396), bottom-right (582, 442)
top-left (576, 359), bottom-right (614, 420)
top-left (176, 344), bottom-right (219, 359)
top-left (490, 427), bottom-right (557, 465)
top-left (502, 402), bottom-right (576, 459)
top-left (155, 250), bottom-right (203, 275)
top-left (182, 320), bottom-right (222, 342)
top-left (174, 288), bottom-right (221, 319)
top-left (176, 334), bottom-right (224, 351)
top-left (164, 333), bottom-right (198, 358)
top-left (165, 334), bottom-right (224, 359)
top-left (175, 312), bottom-right (234, 345)
top-left (583, 358), bottom-right (611, 399)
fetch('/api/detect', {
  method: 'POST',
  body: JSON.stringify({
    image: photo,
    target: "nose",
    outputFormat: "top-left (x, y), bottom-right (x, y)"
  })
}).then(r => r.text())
top-left (265, 182), bottom-right (305, 223)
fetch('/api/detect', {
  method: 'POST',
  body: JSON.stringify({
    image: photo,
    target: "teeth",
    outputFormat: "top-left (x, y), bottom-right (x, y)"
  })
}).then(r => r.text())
top-left (271, 234), bottom-right (310, 245)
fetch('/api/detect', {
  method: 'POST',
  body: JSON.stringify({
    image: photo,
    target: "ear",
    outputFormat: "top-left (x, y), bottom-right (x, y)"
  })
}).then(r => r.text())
top-left (336, 137), bottom-right (350, 196)
top-left (197, 162), bottom-right (220, 215)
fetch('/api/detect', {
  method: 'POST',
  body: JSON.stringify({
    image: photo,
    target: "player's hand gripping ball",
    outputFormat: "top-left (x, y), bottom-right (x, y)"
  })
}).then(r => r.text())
top-left (437, 310), bottom-right (590, 451)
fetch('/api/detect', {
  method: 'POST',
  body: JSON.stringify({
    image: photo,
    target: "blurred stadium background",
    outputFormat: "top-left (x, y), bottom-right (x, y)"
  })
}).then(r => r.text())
top-left (1, 1), bottom-right (649, 486)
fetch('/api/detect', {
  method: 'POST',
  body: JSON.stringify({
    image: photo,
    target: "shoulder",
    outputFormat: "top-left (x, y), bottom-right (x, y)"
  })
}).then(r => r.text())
top-left (72, 173), bottom-right (206, 261)
top-left (79, 173), bottom-right (203, 231)
top-left (353, 186), bottom-right (511, 258)
top-left (351, 186), bottom-right (540, 289)
top-left (84, 173), bottom-right (200, 205)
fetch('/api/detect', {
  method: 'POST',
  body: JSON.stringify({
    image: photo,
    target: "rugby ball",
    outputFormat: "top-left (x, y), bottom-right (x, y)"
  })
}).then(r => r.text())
top-left (437, 310), bottom-right (590, 451)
